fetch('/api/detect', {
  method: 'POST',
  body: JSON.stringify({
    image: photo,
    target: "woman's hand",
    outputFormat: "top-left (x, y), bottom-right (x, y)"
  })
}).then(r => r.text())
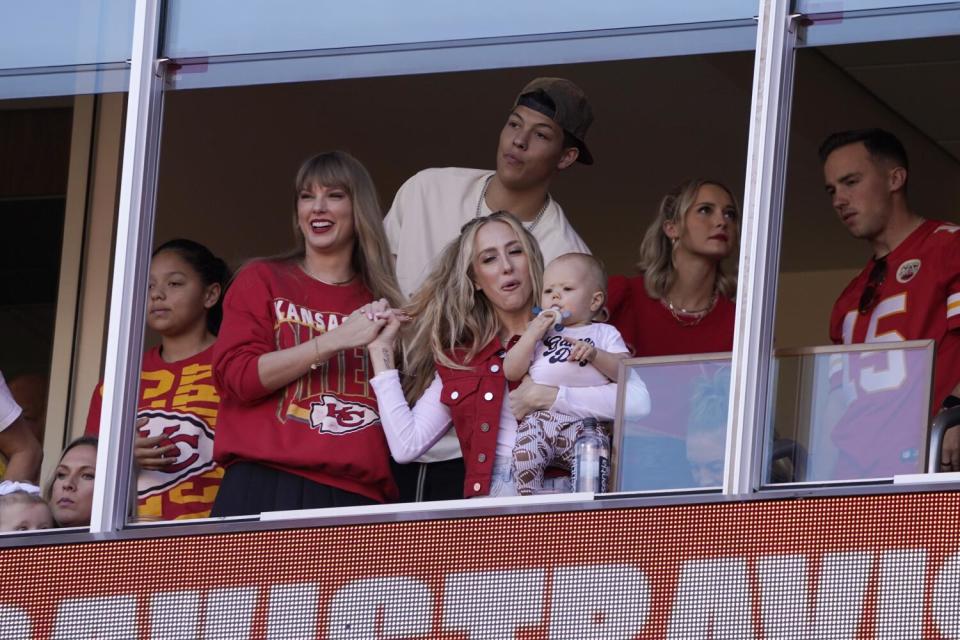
top-left (368, 309), bottom-right (410, 374)
top-left (331, 299), bottom-right (391, 351)
top-left (368, 308), bottom-right (406, 349)
top-left (133, 417), bottom-right (177, 471)
top-left (508, 375), bottom-right (559, 420)
top-left (256, 299), bottom-right (399, 393)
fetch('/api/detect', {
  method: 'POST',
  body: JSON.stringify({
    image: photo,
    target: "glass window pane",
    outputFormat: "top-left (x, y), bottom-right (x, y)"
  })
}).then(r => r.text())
top-left (774, 32), bottom-right (960, 488)
top-left (614, 357), bottom-right (731, 492)
top-left (0, 67), bottom-right (129, 101)
top-left (1, 93), bottom-right (126, 536)
top-left (168, 28), bottom-right (759, 92)
top-left (0, 1), bottom-right (133, 100)
top-left (0, 2), bottom-right (134, 69)
top-left (796, 0), bottom-right (956, 12)
top-left (765, 342), bottom-right (934, 483)
top-left (797, 2), bottom-right (960, 47)
top-left (164, 0), bottom-right (760, 59)
top-left (148, 44), bottom-right (755, 517)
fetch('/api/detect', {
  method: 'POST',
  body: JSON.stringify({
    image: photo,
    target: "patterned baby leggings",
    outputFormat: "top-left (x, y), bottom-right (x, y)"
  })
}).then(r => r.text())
top-left (512, 410), bottom-right (583, 496)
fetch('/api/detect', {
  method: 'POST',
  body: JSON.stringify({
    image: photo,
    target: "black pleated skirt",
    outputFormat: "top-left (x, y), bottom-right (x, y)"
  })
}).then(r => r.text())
top-left (210, 461), bottom-right (377, 517)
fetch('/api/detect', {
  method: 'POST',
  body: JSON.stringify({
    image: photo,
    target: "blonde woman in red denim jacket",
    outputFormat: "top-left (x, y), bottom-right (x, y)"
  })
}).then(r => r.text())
top-left (368, 212), bottom-right (646, 498)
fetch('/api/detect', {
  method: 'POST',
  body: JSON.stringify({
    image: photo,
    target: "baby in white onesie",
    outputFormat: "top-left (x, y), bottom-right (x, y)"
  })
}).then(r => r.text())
top-left (504, 253), bottom-right (630, 495)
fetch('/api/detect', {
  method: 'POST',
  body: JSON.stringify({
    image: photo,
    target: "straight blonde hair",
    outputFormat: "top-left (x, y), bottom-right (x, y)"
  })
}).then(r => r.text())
top-left (281, 151), bottom-right (403, 309)
top-left (638, 178), bottom-right (739, 300)
top-left (402, 212), bottom-right (544, 400)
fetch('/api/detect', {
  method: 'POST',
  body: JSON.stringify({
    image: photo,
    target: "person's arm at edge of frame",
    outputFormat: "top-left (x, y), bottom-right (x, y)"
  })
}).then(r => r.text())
top-left (935, 230), bottom-right (960, 471)
top-left (0, 418), bottom-right (42, 483)
top-left (937, 381), bottom-right (960, 471)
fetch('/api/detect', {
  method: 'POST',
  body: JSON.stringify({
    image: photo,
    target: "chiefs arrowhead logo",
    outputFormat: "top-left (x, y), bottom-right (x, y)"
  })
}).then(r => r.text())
top-left (309, 395), bottom-right (380, 435)
top-left (136, 410), bottom-right (217, 498)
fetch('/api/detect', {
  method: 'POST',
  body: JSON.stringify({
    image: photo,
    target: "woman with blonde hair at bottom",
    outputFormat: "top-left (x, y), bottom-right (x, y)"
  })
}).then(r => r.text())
top-left (367, 212), bottom-right (647, 498)
top-left (212, 151), bottom-right (404, 515)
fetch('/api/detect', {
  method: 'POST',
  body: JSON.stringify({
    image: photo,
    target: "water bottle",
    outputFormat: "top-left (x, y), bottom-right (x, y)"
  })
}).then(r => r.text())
top-left (571, 418), bottom-right (609, 493)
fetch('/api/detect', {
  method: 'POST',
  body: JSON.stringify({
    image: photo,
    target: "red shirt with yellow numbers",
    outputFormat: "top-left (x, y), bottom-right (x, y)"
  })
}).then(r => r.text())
top-left (85, 344), bottom-right (223, 520)
top-left (828, 219), bottom-right (960, 477)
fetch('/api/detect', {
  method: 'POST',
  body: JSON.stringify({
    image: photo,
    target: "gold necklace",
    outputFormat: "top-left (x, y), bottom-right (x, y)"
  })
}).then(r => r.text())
top-left (301, 263), bottom-right (356, 286)
top-left (661, 291), bottom-right (718, 327)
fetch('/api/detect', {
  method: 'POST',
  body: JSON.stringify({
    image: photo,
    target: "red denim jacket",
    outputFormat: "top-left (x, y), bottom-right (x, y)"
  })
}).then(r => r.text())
top-left (435, 338), bottom-right (515, 497)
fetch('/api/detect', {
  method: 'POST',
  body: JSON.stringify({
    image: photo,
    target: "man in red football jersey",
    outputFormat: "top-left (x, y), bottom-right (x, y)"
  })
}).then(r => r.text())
top-left (820, 128), bottom-right (960, 475)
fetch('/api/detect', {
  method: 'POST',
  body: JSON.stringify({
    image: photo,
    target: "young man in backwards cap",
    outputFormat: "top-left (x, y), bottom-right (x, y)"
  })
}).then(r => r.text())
top-left (384, 77), bottom-right (595, 501)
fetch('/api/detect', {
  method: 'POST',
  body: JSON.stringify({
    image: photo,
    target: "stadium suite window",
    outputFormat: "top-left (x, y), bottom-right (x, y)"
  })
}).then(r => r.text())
top-left (0, 105), bottom-right (70, 490)
top-left (144, 48), bottom-right (755, 513)
top-left (772, 34), bottom-right (960, 486)
top-left (1, 94), bottom-right (126, 536)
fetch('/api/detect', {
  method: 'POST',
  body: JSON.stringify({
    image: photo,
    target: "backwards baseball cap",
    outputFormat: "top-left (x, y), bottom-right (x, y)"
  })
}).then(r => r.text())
top-left (513, 77), bottom-right (594, 165)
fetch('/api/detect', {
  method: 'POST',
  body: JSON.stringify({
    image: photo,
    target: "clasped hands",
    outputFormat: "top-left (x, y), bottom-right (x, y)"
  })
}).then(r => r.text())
top-left (353, 298), bottom-right (410, 351)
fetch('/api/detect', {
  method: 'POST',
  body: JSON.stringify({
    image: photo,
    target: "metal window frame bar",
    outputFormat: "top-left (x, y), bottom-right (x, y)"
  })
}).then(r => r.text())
top-left (724, 2), bottom-right (802, 496)
top-left (798, 2), bottom-right (960, 47)
top-left (88, 0), bottom-right (166, 534)
top-left (164, 20), bottom-right (758, 92)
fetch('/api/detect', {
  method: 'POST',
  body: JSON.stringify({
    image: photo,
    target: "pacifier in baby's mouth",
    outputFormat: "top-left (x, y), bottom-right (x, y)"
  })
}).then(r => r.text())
top-left (532, 305), bottom-right (572, 332)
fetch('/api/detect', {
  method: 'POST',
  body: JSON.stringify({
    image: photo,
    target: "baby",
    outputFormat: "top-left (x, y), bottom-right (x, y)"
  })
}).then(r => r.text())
top-left (504, 253), bottom-right (630, 495)
top-left (0, 490), bottom-right (54, 532)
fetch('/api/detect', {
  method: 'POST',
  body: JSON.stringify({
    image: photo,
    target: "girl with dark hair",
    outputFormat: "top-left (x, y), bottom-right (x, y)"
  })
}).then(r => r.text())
top-left (210, 151), bottom-right (403, 516)
top-left (85, 239), bottom-right (229, 521)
